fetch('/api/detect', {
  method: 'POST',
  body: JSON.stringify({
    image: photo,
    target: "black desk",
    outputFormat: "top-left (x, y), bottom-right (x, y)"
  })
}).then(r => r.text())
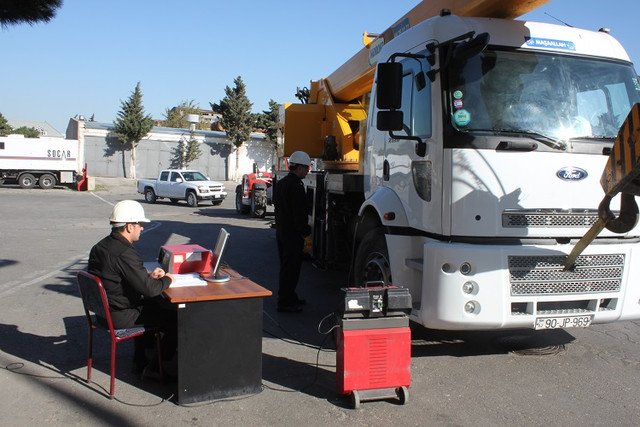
top-left (162, 267), bottom-right (271, 404)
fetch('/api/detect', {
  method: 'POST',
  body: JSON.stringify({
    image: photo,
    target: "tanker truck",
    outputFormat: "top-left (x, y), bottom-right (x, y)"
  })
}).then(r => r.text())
top-left (278, 0), bottom-right (640, 330)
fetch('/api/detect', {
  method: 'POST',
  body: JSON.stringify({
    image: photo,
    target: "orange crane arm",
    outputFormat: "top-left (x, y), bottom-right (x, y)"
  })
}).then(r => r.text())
top-left (326, 0), bottom-right (549, 102)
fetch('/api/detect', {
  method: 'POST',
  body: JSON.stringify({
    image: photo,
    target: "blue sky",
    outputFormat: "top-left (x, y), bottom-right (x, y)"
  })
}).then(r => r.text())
top-left (2, 0), bottom-right (639, 133)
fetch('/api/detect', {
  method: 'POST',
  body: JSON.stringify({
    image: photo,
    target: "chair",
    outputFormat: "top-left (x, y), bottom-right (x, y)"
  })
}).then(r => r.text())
top-left (76, 271), bottom-right (163, 399)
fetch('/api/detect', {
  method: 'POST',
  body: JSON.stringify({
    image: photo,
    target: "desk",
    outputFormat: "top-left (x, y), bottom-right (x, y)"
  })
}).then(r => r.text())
top-left (162, 267), bottom-right (272, 404)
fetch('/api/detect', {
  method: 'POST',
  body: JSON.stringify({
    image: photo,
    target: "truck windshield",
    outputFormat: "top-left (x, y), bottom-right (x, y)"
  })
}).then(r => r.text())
top-left (182, 171), bottom-right (208, 181)
top-left (447, 48), bottom-right (640, 143)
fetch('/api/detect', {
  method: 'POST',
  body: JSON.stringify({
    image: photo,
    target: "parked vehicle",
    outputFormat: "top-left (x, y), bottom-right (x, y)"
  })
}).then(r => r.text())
top-left (0, 135), bottom-right (81, 189)
top-left (137, 169), bottom-right (227, 207)
top-left (278, 1), bottom-right (640, 330)
top-left (235, 171), bottom-right (273, 218)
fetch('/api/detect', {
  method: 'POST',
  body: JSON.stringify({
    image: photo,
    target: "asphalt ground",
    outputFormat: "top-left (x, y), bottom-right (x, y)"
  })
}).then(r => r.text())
top-left (1, 178), bottom-right (640, 426)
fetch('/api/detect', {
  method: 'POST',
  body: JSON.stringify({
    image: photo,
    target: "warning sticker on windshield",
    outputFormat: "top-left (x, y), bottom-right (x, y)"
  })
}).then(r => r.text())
top-left (525, 37), bottom-right (575, 51)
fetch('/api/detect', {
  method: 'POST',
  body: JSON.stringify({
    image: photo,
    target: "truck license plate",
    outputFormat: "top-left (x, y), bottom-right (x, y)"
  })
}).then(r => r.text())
top-left (534, 315), bottom-right (593, 330)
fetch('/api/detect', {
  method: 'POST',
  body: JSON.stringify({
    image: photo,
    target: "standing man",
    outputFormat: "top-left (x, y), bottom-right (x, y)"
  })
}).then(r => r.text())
top-left (273, 151), bottom-right (312, 313)
top-left (88, 200), bottom-right (176, 374)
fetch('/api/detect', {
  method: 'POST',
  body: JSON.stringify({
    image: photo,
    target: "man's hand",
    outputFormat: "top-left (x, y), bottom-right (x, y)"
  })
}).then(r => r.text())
top-left (149, 267), bottom-right (166, 279)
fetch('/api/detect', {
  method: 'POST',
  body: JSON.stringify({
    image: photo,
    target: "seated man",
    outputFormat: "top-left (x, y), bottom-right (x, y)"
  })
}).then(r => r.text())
top-left (88, 199), bottom-right (176, 375)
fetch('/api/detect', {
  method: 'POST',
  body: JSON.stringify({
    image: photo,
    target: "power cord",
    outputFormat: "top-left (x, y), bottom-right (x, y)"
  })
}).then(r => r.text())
top-left (261, 310), bottom-right (340, 393)
top-left (2, 361), bottom-right (172, 406)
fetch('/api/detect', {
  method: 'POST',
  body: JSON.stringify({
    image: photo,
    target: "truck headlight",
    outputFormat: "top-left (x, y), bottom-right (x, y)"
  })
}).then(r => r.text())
top-left (198, 186), bottom-right (209, 193)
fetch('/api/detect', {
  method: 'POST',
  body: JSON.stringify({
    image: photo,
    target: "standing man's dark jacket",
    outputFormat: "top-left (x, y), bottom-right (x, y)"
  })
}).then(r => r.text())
top-left (273, 171), bottom-right (311, 306)
top-left (89, 231), bottom-right (171, 328)
top-left (274, 172), bottom-right (311, 237)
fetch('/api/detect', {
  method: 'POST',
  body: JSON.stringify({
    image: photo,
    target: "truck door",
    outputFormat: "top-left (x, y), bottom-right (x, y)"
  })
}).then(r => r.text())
top-left (156, 170), bottom-right (170, 196)
top-left (384, 50), bottom-right (442, 233)
top-left (168, 171), bottom-right (183, 198)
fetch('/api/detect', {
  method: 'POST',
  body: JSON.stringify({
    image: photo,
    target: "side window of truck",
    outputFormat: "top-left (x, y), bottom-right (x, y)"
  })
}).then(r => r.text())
top-left (160, 171), bottom-right (169, 181)
top-left (399, 51), bottom-right (432, 138)
top-left (170, 172), bottom-right (181, 182)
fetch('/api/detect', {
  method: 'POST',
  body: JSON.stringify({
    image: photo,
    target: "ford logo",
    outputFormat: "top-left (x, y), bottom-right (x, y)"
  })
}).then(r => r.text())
top-left (556, 167), bottom-right (588, 181)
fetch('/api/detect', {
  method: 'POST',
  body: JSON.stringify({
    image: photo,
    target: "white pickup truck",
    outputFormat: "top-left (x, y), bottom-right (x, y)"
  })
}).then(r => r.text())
top-left (137, 169), bottom-right (227, 207)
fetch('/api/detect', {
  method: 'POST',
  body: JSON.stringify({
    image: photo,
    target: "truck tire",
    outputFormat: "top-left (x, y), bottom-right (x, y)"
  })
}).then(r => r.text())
top-left (251, 188), bottom-right (267, 218)
top-left (353, 227), bottom-right (392, 287)
top-left (144, 188), bottom-right (157, 204)
top-left (19, 173), bottom-right (36, 189)
top-left (186, 191), bottom-right (198, 207)
top-left (235, 186), bottom-right (249, 214)
top-left (39, 173), bottom-right (56, 190)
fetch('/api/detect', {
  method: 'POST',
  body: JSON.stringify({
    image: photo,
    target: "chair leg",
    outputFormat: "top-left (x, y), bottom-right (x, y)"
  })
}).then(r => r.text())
top-left (109, 339), bottom-right (117, 399)
top-left (87, 327), bottom-right (94, 383)
top-left (154, 331), bottom-right (164, 383)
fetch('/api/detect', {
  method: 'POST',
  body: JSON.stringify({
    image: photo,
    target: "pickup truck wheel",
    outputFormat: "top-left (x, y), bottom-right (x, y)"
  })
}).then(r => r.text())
top-left (144, 188), bottom-right (157, 203)
top-left (39, 173), bottom-right (56, 190)
top-left (19, 173), bottom-right (36, 189)
top-left (169, 198), bottom-right (179, 204)
top-left (353, 227), bottom-right (392, 287)
top-left (186, 191), bottom-right (198, 207)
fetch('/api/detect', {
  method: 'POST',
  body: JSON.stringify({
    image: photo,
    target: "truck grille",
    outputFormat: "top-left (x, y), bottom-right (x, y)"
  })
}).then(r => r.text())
top-left (209, 185), bottom-right (223, 192)
top-left (508, 254), bottom-right (624, 296)
top-left (502, 210), bottom-right (616, 228)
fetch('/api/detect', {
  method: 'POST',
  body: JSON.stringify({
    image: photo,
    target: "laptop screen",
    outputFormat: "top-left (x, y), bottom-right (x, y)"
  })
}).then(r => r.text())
top-left (208, 228), bottom-right (230, 282)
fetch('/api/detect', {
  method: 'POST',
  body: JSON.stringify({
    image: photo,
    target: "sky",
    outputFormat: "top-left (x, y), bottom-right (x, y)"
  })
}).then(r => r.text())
top-left (1, 0), bottom-right (639, 134)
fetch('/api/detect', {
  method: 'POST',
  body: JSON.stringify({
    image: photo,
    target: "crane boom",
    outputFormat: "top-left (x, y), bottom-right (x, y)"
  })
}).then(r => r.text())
top-left (326, 0), bottom-right (549, 103)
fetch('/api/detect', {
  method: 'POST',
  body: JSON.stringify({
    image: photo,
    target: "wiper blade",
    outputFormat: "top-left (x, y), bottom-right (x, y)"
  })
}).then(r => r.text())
top-left (513, 129), bottom-right (567, 151)
top-left (470, 128), bottom-right (567, 151)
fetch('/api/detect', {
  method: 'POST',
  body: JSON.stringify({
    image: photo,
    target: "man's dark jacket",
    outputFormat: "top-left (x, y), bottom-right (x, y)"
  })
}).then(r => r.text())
top-left (274, 172), bottom-right (310, 237)
top-left (88, 231), bottom-right (171, 327)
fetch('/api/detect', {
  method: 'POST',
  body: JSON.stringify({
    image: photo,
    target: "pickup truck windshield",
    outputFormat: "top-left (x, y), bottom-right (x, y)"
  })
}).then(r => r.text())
top-left (181, 171), bottom-right (208, 181)
top-left (447, 48), bottom-right (640, 143)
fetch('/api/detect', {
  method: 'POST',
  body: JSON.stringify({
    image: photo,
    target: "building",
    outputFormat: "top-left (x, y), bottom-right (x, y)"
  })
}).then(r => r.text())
top-left (66, 117), bottom-right (276, 181)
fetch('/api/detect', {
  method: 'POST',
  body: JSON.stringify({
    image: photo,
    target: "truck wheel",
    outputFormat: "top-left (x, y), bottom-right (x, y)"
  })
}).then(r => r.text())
top-left (19, 173), bottom-right (36, 189)
top-left (353, 227), bottom-right (392, 287)
top-left (144, 188), bottom-right (157, 204)
top-left (39, 173), bottom-right (56, 190)
top-left (251, 189), bottom-right (267, 218)
top-left (186, 191), bottom-right (198, 207)
top-left (235, 186), bottom-right (249, 214)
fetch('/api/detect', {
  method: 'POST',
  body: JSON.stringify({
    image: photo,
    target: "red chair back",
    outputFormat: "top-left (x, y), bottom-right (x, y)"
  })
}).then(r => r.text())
top-left (76, 271), bottom-right (116, 334)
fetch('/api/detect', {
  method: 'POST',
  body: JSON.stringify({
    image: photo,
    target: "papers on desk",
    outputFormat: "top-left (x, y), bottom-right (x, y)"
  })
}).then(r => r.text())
top-left (171, 273), bottom-right (208, 287)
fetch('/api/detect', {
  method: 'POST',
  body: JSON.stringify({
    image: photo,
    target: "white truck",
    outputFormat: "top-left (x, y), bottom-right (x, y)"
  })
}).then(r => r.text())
top-left (280, 7), bottom-right (640, 331)
top-left (0, 135), bottom-right (82, 189)
top-left (137, 169), bottom-right (227, 207)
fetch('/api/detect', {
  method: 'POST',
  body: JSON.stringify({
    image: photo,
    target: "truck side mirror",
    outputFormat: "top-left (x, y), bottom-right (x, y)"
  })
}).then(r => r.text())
top-left (376, 62), bottom-right (403, 110)
top-left (377, 111), bottom-right (404, 131)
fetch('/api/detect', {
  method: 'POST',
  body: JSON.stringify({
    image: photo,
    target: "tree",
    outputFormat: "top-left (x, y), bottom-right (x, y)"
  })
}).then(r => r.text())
top-left (0, 113), bottom-right (12, 136)
top-left (161, 99), bottom-right (206, 129)
top-left (11, 126), bottom-right (40, 138)
top-left (170, 130), bottom-right (202, 169)
top-left (254, 99), bottom-right (280, 148)
top-left (0, 0), bottom-right (62, 27)
top-left (210, 76), bottom-right (253, 179)
top-left (113, 82), bottom-right (154, 179)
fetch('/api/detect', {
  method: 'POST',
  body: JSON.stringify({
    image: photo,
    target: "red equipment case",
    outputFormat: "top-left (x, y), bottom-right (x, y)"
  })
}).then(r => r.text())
top-left (158, 244), bottom-right (212, 275)
top-left (336, 286), bottom-right (412, 408)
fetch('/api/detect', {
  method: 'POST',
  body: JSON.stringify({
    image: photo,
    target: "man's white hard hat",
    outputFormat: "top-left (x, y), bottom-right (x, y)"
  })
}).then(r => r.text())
top-left (289, 151), bottom-right (311, 166)
top-left (110, 200), bottom-right (150, 224)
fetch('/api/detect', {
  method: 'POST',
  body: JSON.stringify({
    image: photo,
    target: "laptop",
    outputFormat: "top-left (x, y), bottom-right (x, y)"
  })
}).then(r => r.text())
top-left (202, 228), bottom-right (230, 283)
